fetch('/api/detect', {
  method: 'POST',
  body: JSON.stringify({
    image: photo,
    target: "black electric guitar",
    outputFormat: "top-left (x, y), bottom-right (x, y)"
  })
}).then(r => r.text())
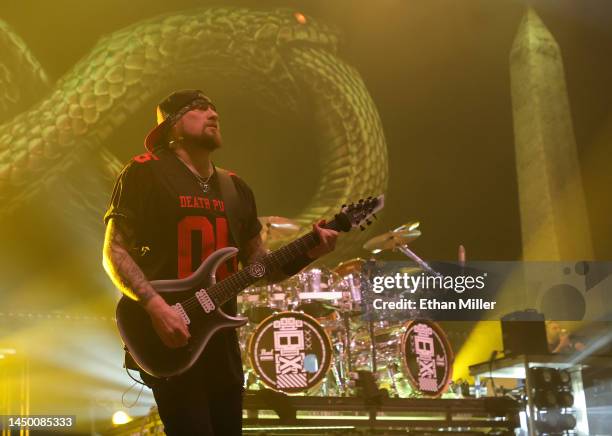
top-left (116, 195), bottom-right (384, 378)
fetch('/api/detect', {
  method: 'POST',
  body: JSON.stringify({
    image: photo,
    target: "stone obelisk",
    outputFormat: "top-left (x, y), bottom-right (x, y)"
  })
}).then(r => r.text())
top-left (510, 7), bottom-right (593, 260)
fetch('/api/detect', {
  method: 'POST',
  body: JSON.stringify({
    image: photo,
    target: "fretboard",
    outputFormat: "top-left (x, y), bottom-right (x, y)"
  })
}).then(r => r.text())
top-left (207, 230), bottom-right (321, 306)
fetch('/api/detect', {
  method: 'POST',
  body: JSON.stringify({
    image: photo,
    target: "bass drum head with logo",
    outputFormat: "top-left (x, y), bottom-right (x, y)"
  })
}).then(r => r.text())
top-left (248, 311), bottom-right (332, 394)
top-left (401, 319), bottom-right (454, 398)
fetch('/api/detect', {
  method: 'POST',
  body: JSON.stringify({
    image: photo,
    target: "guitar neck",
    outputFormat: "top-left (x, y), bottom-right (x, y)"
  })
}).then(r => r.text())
top-left (206, 218), bottom-right (342, 307)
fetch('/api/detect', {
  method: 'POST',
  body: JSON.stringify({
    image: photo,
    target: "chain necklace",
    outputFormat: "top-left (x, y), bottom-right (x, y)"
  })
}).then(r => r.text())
top-left (175, 154), bottom-right (214, 193)
top-left (194, 171), bottom-right (213, 193)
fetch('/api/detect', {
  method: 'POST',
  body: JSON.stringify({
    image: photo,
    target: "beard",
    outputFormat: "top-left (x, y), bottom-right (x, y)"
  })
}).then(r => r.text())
top-left (183, 126), bottom-right (222, 150)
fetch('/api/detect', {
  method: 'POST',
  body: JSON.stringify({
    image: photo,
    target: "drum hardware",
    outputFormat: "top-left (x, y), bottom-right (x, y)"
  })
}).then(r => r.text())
top-left (331, 340), bottom-right (349, 395)
top-left (333, 257), bottom-right (366, 277)
top-left (294, 300), bottom-right (337, 318)
top-left (368, 319), bottom-right (378, 374)
top-left (348, 370), bottom-right (388, 404)
top-left (239, 245), bottom-right (453, 399)
top-left (291, 267), bottom-right (346, 318)
top-left (329, 365), bottom-right (341, 394)
top-left (340, 310), bottom-right (353, 374)
top-left (244, 306), bottom-right (275, 324)
top-left (362, 221), bottom-right (421, 253)
top-left (385, 362), bottom-right (401, 397)
top-left (239, 283), bottom-right (298, 324)
top-left (396, 244), bottom-right (440, 277)
top-left (363, 221), bottom-right (440, 276)
top-left (240, 265), bottom-right (358, 396)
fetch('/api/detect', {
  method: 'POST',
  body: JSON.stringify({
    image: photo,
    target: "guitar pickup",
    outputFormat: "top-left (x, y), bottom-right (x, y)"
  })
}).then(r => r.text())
top-left (195, 289), bottom-right (216, 313)
top-left (171, 303), bottom-right (190, 325)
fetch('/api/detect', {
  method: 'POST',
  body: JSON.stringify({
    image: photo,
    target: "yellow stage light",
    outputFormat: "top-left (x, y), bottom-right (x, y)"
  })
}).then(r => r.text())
top-left (294, 12), bottom-right (307, 24)
top-left (112, 411), bottom-right (132, 426)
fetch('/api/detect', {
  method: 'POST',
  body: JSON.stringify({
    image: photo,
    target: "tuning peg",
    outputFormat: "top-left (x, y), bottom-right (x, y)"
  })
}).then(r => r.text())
top-left (366, 219), bottom-right (372, 226)
top-left (359, 199), bottom-right (364, 203)
top-left (373, 214), bottom-right (377, 220)
top-left (360, 225), bottom-right (365, 231)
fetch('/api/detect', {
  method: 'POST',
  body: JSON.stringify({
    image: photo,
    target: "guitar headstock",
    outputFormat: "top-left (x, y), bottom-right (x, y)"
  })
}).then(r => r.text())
top-left (333, 195), bottom-right (385, 232)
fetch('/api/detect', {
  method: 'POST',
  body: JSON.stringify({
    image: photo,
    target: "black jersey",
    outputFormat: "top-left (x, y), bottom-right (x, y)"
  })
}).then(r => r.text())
top-left (104, 148), bottom-right (262, 390)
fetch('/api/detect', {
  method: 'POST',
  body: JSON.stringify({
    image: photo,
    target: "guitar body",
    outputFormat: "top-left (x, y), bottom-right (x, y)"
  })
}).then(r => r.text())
top-left (116, 247), bottom-right (247, 378)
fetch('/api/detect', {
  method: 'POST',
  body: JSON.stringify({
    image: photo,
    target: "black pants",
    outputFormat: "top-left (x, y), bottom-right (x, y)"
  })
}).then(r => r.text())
top-left (152, 379), bottom-right (243, 436)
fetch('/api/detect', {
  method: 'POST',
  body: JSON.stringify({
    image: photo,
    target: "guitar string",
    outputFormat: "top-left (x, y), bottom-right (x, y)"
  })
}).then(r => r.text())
top-left (179, 235), bottom-right (314, 313)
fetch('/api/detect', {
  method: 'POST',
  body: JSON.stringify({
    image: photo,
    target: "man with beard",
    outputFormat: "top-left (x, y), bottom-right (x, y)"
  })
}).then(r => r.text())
top-left (102, 90), bottom-right (338, 435)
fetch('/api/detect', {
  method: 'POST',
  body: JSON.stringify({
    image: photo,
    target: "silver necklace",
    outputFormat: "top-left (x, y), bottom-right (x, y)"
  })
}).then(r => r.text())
top-left (194, 172), bottom-right (213, 193)
top-left (175, 154), bottom-right (214, 193)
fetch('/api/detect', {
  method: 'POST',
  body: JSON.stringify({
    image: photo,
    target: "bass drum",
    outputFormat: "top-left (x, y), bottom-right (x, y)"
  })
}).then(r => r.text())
top-left (400, 319), bottom-right (454, 398)
top-left (350, 319), bottom-right (453, 398)
top-left (247, 311), bottom-right (333, 395)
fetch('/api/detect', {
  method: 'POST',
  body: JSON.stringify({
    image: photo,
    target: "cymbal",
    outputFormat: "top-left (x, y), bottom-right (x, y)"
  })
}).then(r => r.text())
top-left (258, 216), bottom-right (301, 243)
top-left (333, 258), bottom-right (366, 276)
top-left (363, 221), bottom-right (421, 253)
top-left (393, 221), bottom-right (421, 233)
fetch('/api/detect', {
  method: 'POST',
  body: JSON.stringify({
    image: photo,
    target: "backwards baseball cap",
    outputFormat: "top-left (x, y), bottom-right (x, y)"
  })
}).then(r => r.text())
top-left (144, 89), bottom-right (214, 151)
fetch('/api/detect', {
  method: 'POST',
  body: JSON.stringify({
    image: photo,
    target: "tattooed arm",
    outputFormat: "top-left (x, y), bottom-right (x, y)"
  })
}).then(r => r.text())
top-left (102, 217), bottom-right (157, 304)
top-left (103, 218), bottom-right (190, 348)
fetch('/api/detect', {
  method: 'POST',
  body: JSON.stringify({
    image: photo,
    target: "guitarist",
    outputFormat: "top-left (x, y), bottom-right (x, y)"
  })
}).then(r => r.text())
top-left (102, 89), bottom-right (339, 436)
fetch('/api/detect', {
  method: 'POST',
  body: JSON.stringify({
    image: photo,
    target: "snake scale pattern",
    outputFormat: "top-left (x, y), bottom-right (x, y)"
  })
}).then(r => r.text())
top-left (0, 7), bottom-right (388, 261)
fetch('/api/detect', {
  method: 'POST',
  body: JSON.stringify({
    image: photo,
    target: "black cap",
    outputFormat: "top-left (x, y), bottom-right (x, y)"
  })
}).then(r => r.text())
top-left (144, 89), bottom-right (213, 151)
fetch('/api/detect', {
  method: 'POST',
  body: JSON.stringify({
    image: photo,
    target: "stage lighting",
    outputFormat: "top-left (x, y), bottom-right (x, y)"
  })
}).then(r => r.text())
top-left (557, 369), bottom-right (571, 385)
top-left (529, 367), bottom-right (574, 408)
top-left (536, 409), bottom-right (577, 432)
top-left (533, 389), bottom-right (558, 408)
top-left (111, 411), bottom-right (132, 426)
top-left (556, 391), bottom-right (574, 408)
top-left (293, 12), bottom-right (307, 24)
top-left (529, 367), bottom-right (576, 433)
top-left (531, 367), bottom-right (555, 385)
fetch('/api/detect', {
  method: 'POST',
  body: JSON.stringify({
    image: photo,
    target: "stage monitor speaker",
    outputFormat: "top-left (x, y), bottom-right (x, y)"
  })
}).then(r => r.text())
top-left (501, 309), bottom-right (549, 356)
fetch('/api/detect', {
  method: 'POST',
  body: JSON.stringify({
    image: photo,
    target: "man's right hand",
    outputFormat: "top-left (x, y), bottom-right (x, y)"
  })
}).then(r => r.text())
top-left (104, 218), bottom-right (191, 348)
top-left (145, 295), bottom-right (191, 348)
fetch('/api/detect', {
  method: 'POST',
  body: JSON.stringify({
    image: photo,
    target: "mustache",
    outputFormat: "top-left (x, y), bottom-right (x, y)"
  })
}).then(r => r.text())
top-left (201, 123), bottom-right (219, 133)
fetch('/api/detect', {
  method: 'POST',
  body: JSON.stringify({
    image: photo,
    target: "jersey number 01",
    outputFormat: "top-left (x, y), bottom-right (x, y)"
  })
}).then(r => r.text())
top-left (177, 216), bottom-right (234, 279)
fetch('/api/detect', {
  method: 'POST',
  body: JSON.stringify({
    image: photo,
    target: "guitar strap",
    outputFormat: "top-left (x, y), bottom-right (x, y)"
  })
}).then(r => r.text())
top-left (215, 166), bottom-right (247, 262)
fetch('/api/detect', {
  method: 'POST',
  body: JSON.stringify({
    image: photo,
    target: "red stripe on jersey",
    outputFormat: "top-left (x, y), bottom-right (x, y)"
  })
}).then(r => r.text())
top-left (214, 217), bottom-right (238, 280)
top-left (177, 216), bottom-right (215, 279)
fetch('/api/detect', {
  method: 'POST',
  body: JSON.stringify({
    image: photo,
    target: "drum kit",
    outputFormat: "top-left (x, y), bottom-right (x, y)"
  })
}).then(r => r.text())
top-left (239, 216), bottom-right (452, 398)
